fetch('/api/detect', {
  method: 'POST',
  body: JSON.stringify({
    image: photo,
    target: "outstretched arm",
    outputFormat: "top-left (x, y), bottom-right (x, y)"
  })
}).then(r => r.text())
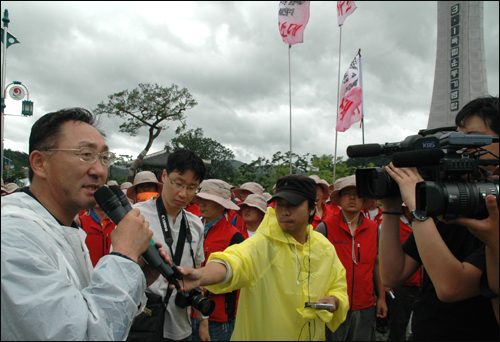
top-left (169, 261), bottom-right (228, 292)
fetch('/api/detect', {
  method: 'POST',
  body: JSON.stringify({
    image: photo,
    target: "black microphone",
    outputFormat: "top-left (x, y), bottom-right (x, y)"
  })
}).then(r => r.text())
top-left (346, 143), bottom-right (383, 158)
top-left (94, 187), bottom-right (181, 289)
top-left (109, 185), bottom-right (132, 212)
top-left (392, 149), bottom-right (445, 167)
top-left (94, 186), bottom-right (129, 224)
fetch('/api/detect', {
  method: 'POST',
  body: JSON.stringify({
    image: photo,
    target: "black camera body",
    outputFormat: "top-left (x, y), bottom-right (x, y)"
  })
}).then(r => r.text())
top-left (175, 287), bottom-right (215, 316)
top-left (349, 127), bottom-right (499, 220)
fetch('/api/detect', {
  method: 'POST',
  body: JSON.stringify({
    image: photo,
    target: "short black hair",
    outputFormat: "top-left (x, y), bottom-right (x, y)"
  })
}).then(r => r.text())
top-left (28, 108), bottom-right (103, 181)
top-left (455, 96), bottom-right (499, 136)
top-left (165, 149), bottom-right (206, 184)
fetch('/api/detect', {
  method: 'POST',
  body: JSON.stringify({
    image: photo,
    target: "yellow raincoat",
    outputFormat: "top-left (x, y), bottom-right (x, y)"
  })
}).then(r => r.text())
top-left (206, 208), bottom-right (348, 341)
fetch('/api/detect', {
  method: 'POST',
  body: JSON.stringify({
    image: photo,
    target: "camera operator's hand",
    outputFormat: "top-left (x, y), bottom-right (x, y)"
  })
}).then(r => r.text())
top-left (443, 195), bottom-right (499, 246)
top-left (111, 208), bottom-right (153, 263)
top-left (383, 163), bottom-right (424, 210)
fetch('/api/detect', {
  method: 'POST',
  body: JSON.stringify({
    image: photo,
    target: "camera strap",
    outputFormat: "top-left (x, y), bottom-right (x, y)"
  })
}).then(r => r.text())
top-left (156, 196), bottom-right (195, 303)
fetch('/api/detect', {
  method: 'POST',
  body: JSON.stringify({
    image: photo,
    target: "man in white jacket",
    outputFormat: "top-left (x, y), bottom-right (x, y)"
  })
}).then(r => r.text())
top-left (1, 108), bottom-right (169, 340)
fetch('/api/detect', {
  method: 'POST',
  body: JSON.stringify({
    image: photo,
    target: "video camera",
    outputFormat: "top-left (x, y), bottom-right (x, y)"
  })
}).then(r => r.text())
top-left (347, 126), bottom-right (499, 220)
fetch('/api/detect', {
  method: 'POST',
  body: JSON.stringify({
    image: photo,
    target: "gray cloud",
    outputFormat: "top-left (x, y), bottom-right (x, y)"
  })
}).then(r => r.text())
top-left (2, 1), bottom-right (498, 168)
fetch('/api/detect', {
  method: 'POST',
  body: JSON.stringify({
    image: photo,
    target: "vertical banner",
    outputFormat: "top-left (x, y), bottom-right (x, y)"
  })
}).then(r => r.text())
top-left (337, 1), bottom-right (357, 26)
top-left (336, 52), bottom-right (363, 132)
top-left (278, 1), bottom-right (310, 45)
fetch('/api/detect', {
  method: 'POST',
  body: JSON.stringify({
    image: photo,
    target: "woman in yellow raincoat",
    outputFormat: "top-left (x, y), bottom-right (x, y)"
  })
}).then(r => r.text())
top-left (175, 175), bottom-right (349, 341)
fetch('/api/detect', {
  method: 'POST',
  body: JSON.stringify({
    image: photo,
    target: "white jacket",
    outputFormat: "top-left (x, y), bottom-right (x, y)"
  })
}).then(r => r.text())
top-left (1, 192), bottom-right (147, 340)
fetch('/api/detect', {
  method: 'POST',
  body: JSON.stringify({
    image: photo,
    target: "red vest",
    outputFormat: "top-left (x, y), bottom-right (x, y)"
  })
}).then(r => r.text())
top-left (326, 203), bottom-right (341, 215)
top-left (78, 210), bottom-right (116, 267)
top-left (202, 218), bottom-right (244, 322)
top-left (323, 212), bottom-right (378, 311)
top-left (311, 203), bottom-right (333, 228)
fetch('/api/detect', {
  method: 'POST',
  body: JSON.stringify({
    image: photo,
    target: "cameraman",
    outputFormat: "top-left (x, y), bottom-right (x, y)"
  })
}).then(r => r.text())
top-left (379, 96), bottom-right (499, 340)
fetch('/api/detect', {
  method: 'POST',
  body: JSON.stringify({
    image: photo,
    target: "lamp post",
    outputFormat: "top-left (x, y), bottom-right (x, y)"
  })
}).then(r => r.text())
top-left (1, 9), bottom-right (24, 179)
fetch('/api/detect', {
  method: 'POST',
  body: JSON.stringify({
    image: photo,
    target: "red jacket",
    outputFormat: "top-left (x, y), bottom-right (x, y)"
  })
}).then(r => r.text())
top-left (400, 216), bottom-right (423, 287)
top-left (311, 203), bottom-right (333, 228)
top-left (201, 217), bottom-right (245, 322)
top-left (326, 203), bottom-right (341, 216)
top-left (323, 212), bottom-right (378, 311)
top-left (184, 203), bottom-right (201, 217)
top-left (78, 209), bottom-right (116, 267)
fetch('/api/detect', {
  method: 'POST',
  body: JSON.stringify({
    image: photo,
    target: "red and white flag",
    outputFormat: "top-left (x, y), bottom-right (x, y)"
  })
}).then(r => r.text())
top-left (336, 52), bottom-right (363, 132)
top-left (337, 1), bottom-right (357, 26)
top-left (278, 1), bottom-right (310, 45)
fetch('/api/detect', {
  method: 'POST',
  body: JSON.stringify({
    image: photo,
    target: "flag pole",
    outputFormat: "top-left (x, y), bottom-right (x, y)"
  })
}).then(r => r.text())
top-left (358, 49), bottom-right (365, 144)
top-left (288, 43), bottom-right (292, 175)
top-left (333, 25), bottom-right (343, 183)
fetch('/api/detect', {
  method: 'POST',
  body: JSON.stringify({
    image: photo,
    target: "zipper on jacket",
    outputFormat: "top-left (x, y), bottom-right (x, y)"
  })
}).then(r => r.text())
top-left (357, 243), bottom-right (360, 263)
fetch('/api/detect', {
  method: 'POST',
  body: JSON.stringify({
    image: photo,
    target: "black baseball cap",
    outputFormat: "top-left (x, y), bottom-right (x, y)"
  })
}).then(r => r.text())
top-left (269, 174), bottom-right (317, 206)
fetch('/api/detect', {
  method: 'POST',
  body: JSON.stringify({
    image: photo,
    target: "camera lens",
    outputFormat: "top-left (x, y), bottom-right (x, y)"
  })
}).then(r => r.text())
top-left (191, 294), bottom-right (216, 316)
top-left (356, 168), bottom-right (400, 199)
top-left (416, 181), bottom-right (499, 220)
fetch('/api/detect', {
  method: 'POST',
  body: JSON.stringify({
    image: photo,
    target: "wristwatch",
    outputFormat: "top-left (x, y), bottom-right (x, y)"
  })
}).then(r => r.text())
top-left (409, 209), bottom-right (428, 224)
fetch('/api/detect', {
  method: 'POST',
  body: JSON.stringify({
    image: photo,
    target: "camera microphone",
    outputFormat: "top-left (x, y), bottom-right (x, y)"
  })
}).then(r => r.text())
top-left (94, 186), bottom-right (181, 289)
top-left (392, 149), bottom-right (445, 167)
top-left (346, 143), bottom-right (383, 158)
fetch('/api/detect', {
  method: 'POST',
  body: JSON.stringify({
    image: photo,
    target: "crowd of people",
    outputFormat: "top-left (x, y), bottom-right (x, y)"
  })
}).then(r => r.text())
top-left (1, 96), bottom-right (499, 341)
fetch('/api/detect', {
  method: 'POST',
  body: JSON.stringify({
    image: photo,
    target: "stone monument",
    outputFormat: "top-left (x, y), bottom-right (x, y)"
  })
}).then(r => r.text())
top-left (427, 1), bottom-right (488, 129)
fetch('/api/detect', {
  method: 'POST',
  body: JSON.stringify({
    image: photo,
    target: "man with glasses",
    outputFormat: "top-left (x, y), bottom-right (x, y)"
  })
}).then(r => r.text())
top-left (133, 149), bottom-right (207, 341)
top-left (1, 108), bottom-right (170, 340)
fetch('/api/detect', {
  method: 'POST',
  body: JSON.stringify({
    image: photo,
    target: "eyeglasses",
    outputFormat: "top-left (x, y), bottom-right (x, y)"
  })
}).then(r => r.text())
top-left (167, 174), bottom-right (199, 194)
top-left (47, 147), bottom-right (116, 166)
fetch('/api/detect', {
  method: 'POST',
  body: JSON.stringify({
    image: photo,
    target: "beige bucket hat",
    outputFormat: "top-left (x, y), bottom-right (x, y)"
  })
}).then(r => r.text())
top-left (233, 182), bottom-right (264, 199)
top-left (262, 192), bottom-right (272, 202)
top-left (194, 179), bottom-right (240, 211)
top-left (329, 175), bottom-right (374, 210)
top-left (1, 182), bottom-right (19, 196)
top-left (106, 180), bottom-right (119, 187)
top-left (120, 182), bottom-right (133, 190)
top-left (309, 175), bottom-right (330, 201)
top-left (236, 194), bottom-right (268, 216)
top-left (127, 171), bottom-right (163, 200)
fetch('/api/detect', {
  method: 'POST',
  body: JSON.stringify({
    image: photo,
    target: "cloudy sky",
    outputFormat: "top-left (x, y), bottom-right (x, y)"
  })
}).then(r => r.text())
top-left (2, 1), bottom-right (499, 166)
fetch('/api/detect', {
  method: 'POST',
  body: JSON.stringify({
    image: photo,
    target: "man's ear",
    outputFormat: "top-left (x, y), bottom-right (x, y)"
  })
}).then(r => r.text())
top-left (161, 169), bottom-right (167, 183)
top-left (29, 151), bottom-right (49, 180)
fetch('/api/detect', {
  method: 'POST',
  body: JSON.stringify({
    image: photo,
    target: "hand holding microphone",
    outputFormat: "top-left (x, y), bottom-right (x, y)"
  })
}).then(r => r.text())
top-left (95, 186), bottom-right (182, 289)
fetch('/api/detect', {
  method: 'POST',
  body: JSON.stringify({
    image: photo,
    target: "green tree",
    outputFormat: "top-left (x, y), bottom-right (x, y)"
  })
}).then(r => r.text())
top-left (95, 83), bottom-right (197, 182)
top-left (170, 128), bottom-right (236, 182)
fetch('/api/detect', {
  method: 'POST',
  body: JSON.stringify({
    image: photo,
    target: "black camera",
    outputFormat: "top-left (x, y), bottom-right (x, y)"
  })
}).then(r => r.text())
top-left (175, 287), bottom-right (215, 316)
top-left (348, 127), bottom-right (499, 219)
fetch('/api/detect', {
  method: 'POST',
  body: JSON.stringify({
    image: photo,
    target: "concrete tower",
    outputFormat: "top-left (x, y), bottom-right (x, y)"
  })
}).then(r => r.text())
top-left (427, 1), bottom-right (488, 129)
